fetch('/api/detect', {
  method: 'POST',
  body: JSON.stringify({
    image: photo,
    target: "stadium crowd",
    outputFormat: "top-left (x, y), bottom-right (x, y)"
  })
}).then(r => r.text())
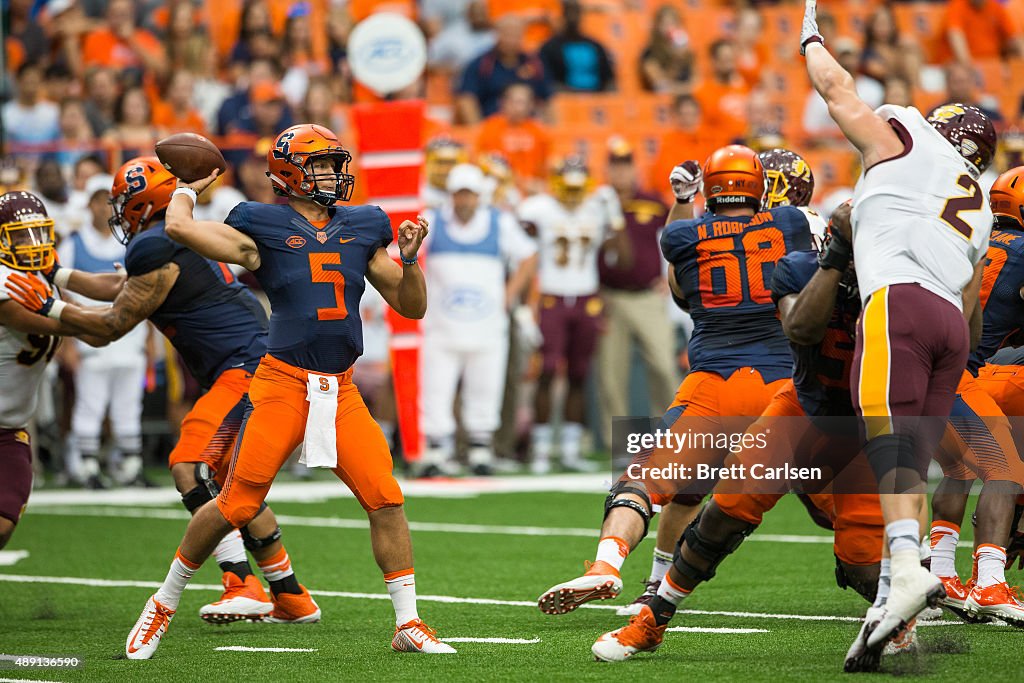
top-left (2, 0), bottom-right (1024, 485)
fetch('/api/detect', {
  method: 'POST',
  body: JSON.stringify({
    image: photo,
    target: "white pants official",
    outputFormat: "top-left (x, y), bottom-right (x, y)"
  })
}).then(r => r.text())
top-left (421, 332), bottom-right (509, 442)
top-left (71, 357), bottom-right (146, 455)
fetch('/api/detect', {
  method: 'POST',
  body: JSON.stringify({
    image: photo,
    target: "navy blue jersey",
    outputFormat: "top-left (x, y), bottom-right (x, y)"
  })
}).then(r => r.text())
top-left (771, 251), bottom-right (860, 417)
top-left (125, 222), bottom-right (268, 389)
top-left (988, 345), bottom-right (1024, 367)
top-left (968, 227), bottom-right (1024, 374)
top-left (225, 202), bottom-right (392, 374)
top-left (661, 205), bottom-right (811, 381)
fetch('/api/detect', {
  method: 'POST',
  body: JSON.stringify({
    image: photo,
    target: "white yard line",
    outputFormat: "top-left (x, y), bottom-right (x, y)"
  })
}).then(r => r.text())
top-left (26, 506), bottom-right (835, 544)
top-left (215, 646), bottom-right (317, 653)
top-left (0, 678), bottom-right (65, 683)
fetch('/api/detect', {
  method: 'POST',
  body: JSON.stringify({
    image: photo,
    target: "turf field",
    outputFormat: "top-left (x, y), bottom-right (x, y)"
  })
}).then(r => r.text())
top-left (0, 475), bottom-right (1021, 682)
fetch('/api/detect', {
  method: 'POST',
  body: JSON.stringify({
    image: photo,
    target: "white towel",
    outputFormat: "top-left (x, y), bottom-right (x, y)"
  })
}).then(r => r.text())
top-left (299, 373), bottom-right (339, 468)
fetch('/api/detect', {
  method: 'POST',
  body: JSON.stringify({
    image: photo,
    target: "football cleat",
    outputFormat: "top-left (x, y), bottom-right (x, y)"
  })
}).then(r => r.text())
top-left (844, 605), bottom-right (885, 672)
top-left (538, 561), bottom-right (623, 615)
top-left (264, 585), bottom-right (321, 624)
top-left (391, 619), bottom-right (457, 653)
top-left (964, 582), bottom-right (1024, 627)
top-left (199, 573), bottom-right (273, 624)
top-left (617, 579), bottom-right (661, 616)
top-left (126, 595), bottom-right (175, 660)
top-left (592, 605), bottom-right (666, 662)
top-left (882, 618), bottom-right (918, 656)
top-left (936, 574), bottom-right (977, 621)
top-left (866, 565), bottom-right (945, 649)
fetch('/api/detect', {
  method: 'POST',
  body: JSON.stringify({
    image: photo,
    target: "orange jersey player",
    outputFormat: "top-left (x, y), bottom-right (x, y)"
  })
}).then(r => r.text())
top-left (122, 124), bottom-right (455, 659)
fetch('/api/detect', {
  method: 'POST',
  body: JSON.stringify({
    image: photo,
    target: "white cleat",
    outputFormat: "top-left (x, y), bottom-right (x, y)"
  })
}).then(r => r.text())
top-left (844, 605), bottom-right (885, 672)
top-left (391, 619), bottom-right (457, 653)
top-left (126, 595), bottom-right (175, 660)
top-left (883, 618), bottom-right (918, 656)
top-left (867, 565), bottom-right (944, 649)
top-left (592, 605), bottom-right (666, 662)
top-left (538, 561), bottom-right (623, 615)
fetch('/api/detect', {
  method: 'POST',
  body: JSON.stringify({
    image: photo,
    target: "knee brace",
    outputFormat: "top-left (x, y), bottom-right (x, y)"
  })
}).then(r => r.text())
top-left (865, 433), bottom-right (922, 485)
top-left (241, 521), bottom-right (281, 551)
top-left (604, 480), bottom-right (652, 538)
top-left (181, 463), bottom-right (220, 513)
top-left (835, 556), bottom-right (879, 604)
top-left (673, 506), bottom-right (757, 583)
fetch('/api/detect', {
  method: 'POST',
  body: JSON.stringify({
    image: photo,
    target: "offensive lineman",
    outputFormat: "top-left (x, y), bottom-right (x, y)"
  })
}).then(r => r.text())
top-left (801, 0), bottom-right (997, 670)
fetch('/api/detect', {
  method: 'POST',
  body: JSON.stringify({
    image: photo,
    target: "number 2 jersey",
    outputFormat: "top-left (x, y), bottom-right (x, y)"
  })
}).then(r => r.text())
top-left (967, 225), bottom-right (1024, 375)
top-left (225, 202), bottom-right (393, 374)
top-left (851, 105), bottom-right (992, 309)
top-left (0, 266), bottom-right (60, 429)
top-left (771, 251), bottom-right (861, 416)
top-left (124, 221), bottom-right (269, 389)
top-left (661, 206), bottom-right (812, 381)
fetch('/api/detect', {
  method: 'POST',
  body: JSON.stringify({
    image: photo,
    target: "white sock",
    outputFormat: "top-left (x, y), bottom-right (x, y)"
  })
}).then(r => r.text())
top-left (213, 530), bottom-right (247, 567)
top-left (873, 558), bottom-right (891, 608)
top-left (532, 424), bottom-right (553, 464)
top-left (385, 569), bottom-right (419, 626)
top-left (650, 548), bottom-right (674, 584)
top-left (886, 519), bottom-right (921, 556)
top-left (154, 549), bottom-right (199, 611)
top-left (975, 544), bottom-right (1007, 588)
top-left (929, 521), bottom-right (960, 578)
top-left (594, 536), bottom-right (629, 572)
top-left (655, 573), bottom-right (690, 606)
top-left (561, 422), bottom-right (584, 462)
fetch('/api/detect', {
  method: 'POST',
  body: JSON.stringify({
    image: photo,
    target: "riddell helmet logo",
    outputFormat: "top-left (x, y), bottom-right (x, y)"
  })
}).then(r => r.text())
top-left (286, 235), bottom-right (306, 249)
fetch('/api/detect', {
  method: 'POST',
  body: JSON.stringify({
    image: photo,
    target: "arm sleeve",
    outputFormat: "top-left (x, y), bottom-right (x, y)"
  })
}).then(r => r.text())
top-left (125, 234), bottom-right (178, 276)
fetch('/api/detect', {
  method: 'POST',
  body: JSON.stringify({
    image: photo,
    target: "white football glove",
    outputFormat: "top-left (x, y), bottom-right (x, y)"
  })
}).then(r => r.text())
top-left (800, 0), bottom-right (824, 55)
top-left (669, 160), bottom-right (702, 203)
top-left (513, 305), bottom-right (543, 350)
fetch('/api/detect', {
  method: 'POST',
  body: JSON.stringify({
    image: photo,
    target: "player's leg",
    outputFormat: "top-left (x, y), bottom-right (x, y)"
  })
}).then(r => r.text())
top-left (560, 294), bottom-right (604, 471)
top-left (126, 365), bottom-right (306, 659)
top-left (0, 429), bottom-right (33, 549)
top-left (70, 359), bottom-right (110, 488)
top-left (330, 381), bottom-right (455, 654)
top-left (596, 289), bottom-right (633, 448)
top-left (419, 337), bottom-right (462, 477)
top-left (532, 295), bottom-right (567, 474)
top-left (109, 361), bottom-right (148, 486)
top-left (631, 290), bottom-right (680, 414)
top-left (461, 337), bottom-right (509, 475)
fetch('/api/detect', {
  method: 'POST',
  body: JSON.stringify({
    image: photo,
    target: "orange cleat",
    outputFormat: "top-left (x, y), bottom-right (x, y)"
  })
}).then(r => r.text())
top-left (199, 573), bottom-right (273, 624)
top-left (965, 582), bottom-right (1024, 627)
top-left (537, 560), bottom-right (623, 615)
top-left (592, 605), bottom-right (666, 662)
top-left (265, 584), bottom-right (322, 624)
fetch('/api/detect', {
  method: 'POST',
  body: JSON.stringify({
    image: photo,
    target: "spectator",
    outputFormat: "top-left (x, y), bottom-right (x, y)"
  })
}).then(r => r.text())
top-left (802, 38), bottom-right (883, 139)
top-left (596, 138), bottom-right (676, 448)
top-left (229, 0), bottom-right (276, 67)
top-left (326, 5), bottom-right (353, 75)
top-left (193, 174), bottom-right (248, 224)
top-left (539, 0), bottom-right (615, 92)
top-left (101, 86), bottom-right (166, 162)
top-left (33, 159), bottom-right (74, 239)
top-left (43, 64), bottom-right (78, 105)
top-left (47, 0), bottom-right (97, 78)
top-left (486, 0), bottom-right (560, 51)
top-left (639, 4), bottom-right (695, 94)
top-left (216, 57), bottom-right (285, 135)
top-left (694, 39), bottom-right (751, 142)
top-left (739, 88), bottom-right (785, 151)
top-left (883, 75), bottom-right (914, 108)
top-left (190, 42), bottom-right (233, 131)
top-left (301, 78), bottom-right (346, 134)
top-left (428, 0), bottom-right (496, 75)
top-left (419, 163), bottom-right (538, 476)
top-left (152, 70), bottom-right (208, 136)
top-left (82, 66), bottom-right (120, 137)
top-left (734, 7), bottom-right (768, 89)
top-left (649, 94), bottom-right (724, 200)
top-left (237, 139), bottom-right (277, 204)
top-left (422, 0), bottom-right (474, 37)
top-left (859, 4), bottom-right (901, 84)
top-left (244, 82), bottom-right (291, 138)
top-left (457, 16), bottom-right (551, 124)
top-left (940, 61), bottom-right (1003, 123)
top-left (56, 98), bottom-right (97, 172)
top-left (280, 3), bottom-right (328, 107)
top-left (163, 1), bottom-right (207, 72)
top-left (60, 173), bottom-right (150, 489)
top-left (2, 63), bottom-right (61, 149)
top-left (944, 0), bottom-right (1024, 63)
top-left (476, 82), bottom-right (552, 187)
top-left (81, 0), bottom-right (168, 80)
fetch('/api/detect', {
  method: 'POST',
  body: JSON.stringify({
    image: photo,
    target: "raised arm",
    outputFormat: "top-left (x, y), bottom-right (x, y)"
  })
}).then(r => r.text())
top-left (800, 0), bottom-right (902, 167)
top-left (164, 171), bottom-right (261, 271)
top-left (666, 160), bottom-right (702, 225)
top-left (366, 216), bottom-right (429, 319)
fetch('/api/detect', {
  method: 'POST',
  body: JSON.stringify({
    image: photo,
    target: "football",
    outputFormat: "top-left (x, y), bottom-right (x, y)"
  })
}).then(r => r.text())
top-left (155, 132), bottom-right (227, 183)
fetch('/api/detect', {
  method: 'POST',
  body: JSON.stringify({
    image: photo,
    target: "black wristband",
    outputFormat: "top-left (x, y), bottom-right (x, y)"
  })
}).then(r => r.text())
top-left (675, 196), bottom-right (694, 205)
top-left (818, 233), bottom-right (852, 271)
top-left (801, 35), bottom-right (824, 56)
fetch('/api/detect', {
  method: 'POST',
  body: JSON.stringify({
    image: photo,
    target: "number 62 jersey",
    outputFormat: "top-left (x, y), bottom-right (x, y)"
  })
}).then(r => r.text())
top-left (852, 104), bottom-right (992, 309)
top-left (661, 206), bottom-right (812, 381)
top-left (0, 266), bottom-right (60, 429)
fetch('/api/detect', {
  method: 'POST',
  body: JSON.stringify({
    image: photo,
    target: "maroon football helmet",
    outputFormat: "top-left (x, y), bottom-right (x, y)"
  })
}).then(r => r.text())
top-left (926, 103), bottom-right (997, 176)
top-left (0, 191), bottom-right (55, 271)
top-left (759, 148), bottom-right (815, 209)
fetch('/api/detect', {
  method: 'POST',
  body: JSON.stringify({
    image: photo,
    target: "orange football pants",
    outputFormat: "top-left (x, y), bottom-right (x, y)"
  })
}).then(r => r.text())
top-left (713, 381), bottom-right (885, 566)
top-left (648, 368), bottom-right (788, 507)
top-left (168, 368), bottom-right (253, 484)
top-left (975, 364), bottom-right (1024, 416)
top-left (216, 354), bottom-right (403, 527)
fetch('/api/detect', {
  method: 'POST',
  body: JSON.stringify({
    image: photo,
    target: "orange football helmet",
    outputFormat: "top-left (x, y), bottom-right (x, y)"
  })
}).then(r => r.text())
top-left (266, 124), bottom-right (354, 207)
top-left (702, 145), bottom-right (765, 209)
top-left (0, 191), bottom-right (55, 271)
top-left (110, 156), bottom-right (177, 244)
top-left (990, 166), bottom-right (1024, 228)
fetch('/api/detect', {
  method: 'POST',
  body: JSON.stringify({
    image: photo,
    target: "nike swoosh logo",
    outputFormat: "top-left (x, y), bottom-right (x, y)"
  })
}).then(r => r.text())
top-left (406, 634), bottom-right (425, 650)
top-left (339, 237), bottom-right (357, 244)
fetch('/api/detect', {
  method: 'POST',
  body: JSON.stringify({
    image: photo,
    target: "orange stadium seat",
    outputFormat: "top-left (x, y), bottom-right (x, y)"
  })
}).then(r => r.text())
top-left (892, 2), bottom-right (947, 62)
